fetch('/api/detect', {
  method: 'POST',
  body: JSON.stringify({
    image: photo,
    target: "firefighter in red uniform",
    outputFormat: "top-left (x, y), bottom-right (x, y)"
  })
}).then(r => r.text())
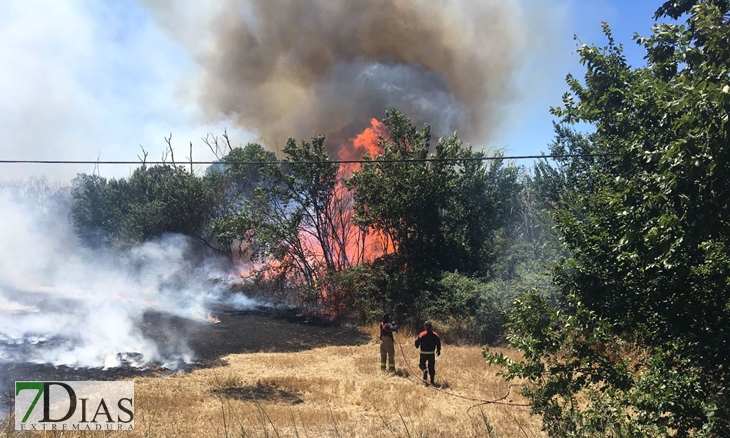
top-left (415, 320), bottom-right (441, 385)
top-left (380, 313), bottom-right (398, 372)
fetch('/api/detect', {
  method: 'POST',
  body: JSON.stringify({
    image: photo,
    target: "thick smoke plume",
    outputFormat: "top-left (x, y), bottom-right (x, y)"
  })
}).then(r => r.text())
top-left (0, 181), bottom-right (256, 368)
top-left (142, 0), bottom-right (527, 148)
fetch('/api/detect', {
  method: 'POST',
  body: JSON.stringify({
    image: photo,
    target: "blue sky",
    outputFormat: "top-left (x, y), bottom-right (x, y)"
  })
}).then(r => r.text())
top-left (0, 0), bottom-right (670, 182)
top-left (493, 0), bottom-right (662, 159)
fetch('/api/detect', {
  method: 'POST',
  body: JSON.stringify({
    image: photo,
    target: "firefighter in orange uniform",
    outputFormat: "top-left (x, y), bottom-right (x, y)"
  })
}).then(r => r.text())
top-left (380, 313), bottom-right (398, 372)
top-left (415, 320), bottom-right (441, 385)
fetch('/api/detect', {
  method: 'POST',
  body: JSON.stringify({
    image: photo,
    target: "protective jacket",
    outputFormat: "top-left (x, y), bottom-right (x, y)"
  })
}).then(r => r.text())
top-left (415, 330), bottom-right (441, 354)
top-left (380, 322), bottom-right (398, 339)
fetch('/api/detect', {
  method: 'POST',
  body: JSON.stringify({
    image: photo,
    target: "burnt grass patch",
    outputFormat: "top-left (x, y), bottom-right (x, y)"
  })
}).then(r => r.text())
top-left (0, 304), bottom-right (369, 419)
top-left (214, 381), bottom-right (303, 405)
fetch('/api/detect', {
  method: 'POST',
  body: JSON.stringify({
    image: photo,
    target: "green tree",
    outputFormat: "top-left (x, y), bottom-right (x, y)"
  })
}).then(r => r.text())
top-left (348, 109), bottom-right (518, 276)
top-left (487, 2), bottom-right (730, 436)
top-left (205, 143), bottom-right (278, 257)
top-left (71, 165), bottom-right (210, 249)
top-left (124, 165), bottom-right (210, 245)
top-left (70, 174), bottom-right (124, 247)
top-left (346, 109), bottom-right (521, 320)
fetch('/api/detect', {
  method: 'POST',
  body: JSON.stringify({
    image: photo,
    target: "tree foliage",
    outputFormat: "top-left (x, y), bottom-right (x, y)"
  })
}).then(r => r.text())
top-left (347, 109), bottom-right (520, 276)
top-left (71, 165), bottom-right (209, 249)
top-left (204, 143), bottom-right (278, 256)
top-left (345, 109), bottom-right (523, 321)
top-left (488, 2), bottom-right (730, 436)
top-left (205, 110), bottom-right (530, 322)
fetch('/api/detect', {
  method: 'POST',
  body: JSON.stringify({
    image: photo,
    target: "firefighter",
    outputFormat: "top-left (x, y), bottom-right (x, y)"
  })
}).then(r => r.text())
top-left (414, 320), bottom-right (441, 385)
top-left (380, 313), bottom-right (398, 371)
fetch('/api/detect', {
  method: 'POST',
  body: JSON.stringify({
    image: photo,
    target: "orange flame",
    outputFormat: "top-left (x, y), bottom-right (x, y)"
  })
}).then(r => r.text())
top-left (338, 118), bottom-right (388, 175)
top-left (334, 118), bottom-right (394, 266)
top-left (208, 314), bottom-right (220, 324)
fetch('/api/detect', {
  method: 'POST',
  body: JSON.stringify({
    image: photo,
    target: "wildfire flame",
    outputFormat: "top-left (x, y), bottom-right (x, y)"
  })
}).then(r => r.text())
top-left (340, 118), bottom-right (394, 262)
top-left (338, 118), bottom-right (389, 175)
top-left (208, 314), bottom-right (220, 324)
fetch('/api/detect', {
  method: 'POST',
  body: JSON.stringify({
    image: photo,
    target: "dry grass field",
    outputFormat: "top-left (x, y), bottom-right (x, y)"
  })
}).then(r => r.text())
top-left (1, 325), bottom-right (543, 437)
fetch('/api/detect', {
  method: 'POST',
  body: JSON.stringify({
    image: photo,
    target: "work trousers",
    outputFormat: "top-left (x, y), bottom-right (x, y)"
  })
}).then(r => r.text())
top-left (419, 353), bottom-right (436, 382)
top-left (380, 336), bottom-right (395, 371)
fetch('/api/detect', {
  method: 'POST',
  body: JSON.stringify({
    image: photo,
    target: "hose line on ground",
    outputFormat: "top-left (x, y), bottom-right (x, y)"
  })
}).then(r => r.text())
top-left (394, 333), bottom-right (529, 408)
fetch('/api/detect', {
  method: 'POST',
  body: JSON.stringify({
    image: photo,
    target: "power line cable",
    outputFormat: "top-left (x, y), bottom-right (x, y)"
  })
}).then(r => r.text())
top-left (0, 154), bottom-right (616, 166)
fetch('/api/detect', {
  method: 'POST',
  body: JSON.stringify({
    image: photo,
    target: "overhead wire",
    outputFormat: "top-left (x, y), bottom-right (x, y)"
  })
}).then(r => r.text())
top-left (0, 153), bottom-right (616, 166)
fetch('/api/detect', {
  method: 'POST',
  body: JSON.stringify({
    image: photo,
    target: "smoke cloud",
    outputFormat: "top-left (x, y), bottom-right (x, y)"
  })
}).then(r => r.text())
top-left (141, 0), bottom-right (528, 148)
top-left (0, 181), bottom-right (256, 368)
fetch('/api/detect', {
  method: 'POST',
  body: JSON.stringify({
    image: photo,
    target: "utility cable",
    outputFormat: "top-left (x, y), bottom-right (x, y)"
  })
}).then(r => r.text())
top-left (0, 153), bottom-right (616, 166)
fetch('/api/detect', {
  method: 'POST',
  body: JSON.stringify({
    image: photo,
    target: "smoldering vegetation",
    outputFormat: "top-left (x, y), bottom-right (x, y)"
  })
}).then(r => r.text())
top-left (0, 178), bottom-right (257, 369)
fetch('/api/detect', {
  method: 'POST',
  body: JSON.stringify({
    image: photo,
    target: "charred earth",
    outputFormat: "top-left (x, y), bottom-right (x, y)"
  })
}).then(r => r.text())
top-left (0, 305), bottom-right (369, 419)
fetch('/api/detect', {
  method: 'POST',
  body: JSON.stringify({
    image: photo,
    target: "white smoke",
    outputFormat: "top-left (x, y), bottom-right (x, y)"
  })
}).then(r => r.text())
top-left (0, 1), bottom-right (258, 182)
top-left (0, 182), bottom-right (256, 368)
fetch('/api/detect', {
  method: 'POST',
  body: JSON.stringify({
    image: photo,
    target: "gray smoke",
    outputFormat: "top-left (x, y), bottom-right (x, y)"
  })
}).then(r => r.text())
top-left (141, 0), bottom-right (528, 147)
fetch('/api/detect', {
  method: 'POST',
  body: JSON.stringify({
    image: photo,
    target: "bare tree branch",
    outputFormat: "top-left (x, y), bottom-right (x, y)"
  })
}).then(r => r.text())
top-left (222, 129), bottom-right (233, 153)
top-left (93, 152), bottom-right (101, 176)
top-left (189, 141), bottom-right (194, 174)
top-left (137, 145), bottom-right (148, 168)
top-left (164, 133), bottom-right (177, 169)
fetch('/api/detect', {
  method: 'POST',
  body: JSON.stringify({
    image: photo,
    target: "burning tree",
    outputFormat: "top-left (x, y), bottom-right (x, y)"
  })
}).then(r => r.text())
top-left (213, 134), bottom-right (378, 309)
top-left (212, 109), bottom-right (523, 320)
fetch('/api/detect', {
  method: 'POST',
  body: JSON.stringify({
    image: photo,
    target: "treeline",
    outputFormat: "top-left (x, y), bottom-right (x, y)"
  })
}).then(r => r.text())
top-left (69, 109), bottom-right (564, 342)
